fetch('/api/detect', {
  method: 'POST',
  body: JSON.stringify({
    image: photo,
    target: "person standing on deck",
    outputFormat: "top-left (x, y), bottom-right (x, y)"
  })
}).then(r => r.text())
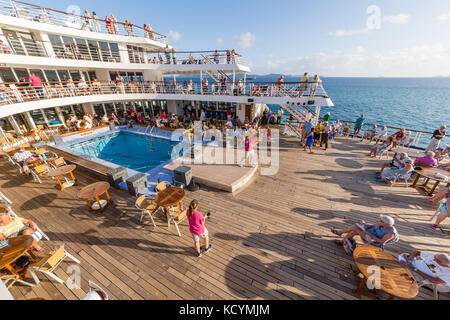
top-left (323, 112), bottom-right (331, 123)
top-left (277, 107), bottom-right (284, 124)
top-left (426, 125), bottom-right (446, 153)
top-left (313, 121), bottom-right (323, 147)
top-left (105, 16), bottom-right (113, 34)
top-left (187, 200), bottom-right (212, 258)
top-left (321, 122), bottom-right (331, 150)
top-left (83, 9), bottom-right (93, 31)
top-left (354, 115), bottom-right (366, 138)
top-left (92, 12), bottom-right (101, 32)
top-left (111, 14), bottom-right (119, 34)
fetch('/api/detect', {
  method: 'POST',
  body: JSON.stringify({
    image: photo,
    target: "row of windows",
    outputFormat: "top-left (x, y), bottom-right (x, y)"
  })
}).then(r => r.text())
top-left (48, 34), bottom-right (121, 63)
top-left (0, 67), bottom-right (97, 84)
top-left (3, 29), bottom-right (47, 57)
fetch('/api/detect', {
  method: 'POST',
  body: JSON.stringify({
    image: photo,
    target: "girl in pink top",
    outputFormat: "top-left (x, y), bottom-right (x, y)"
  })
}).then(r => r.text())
top-left (187, 200), bottom-right (212, 258)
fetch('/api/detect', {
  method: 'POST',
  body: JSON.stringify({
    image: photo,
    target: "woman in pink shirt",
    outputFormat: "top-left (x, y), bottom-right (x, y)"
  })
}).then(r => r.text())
top-left (187, 200), bottom-right (212, 258)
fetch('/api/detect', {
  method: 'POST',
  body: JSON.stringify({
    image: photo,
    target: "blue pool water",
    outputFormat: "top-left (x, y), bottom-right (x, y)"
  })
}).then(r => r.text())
top-left (70, 132), bottom-right (184, 173)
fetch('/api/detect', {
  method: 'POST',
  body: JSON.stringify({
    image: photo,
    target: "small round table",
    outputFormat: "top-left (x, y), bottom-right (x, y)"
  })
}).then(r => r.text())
top-left (411, 168), bottom-right (450, 196)
top-left (78, 182), bottom-right (112, 212)
top-left (0, 236), bottom-right (38, 286)
top-left (155, 187), bottom-right (185, 213)
top-left (353, 246), bottom-right (419, 300)
top-left (48, 165), bottom-right (77, 191)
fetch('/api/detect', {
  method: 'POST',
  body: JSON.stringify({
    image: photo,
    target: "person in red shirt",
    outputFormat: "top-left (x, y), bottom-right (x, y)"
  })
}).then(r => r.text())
top-left (28, 73), bottom-right (43, 98)
top-left (227, 108), bottom-right (232, 121)
top-left (392, 128), bottom-right (406, 144)
top-left (161, 111), bottom-right (167, 119)
top-left (186, 200), bottom-right (212, 258)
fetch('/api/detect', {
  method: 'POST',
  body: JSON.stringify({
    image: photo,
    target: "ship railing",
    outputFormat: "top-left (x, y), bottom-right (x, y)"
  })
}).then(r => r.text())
top-left (334, 119), bottom-right (449, 150)
top-left (0, 34), bottom-right (248, 67)
top-left (0, 80), bottom-right (330, 106)
top-left (0, 0), bottom-right (167, 43)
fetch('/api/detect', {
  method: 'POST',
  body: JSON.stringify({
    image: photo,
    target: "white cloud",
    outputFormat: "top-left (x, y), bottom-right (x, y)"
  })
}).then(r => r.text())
top-left (437, 12), bottom-right (450, 21)
top-left (356, 46), bottom-right (364, 54)
top-left (252, 43), bottom-right (450, 77)
top-left (216, 37), bottom-right (224, 47)
top-left (328, 28), bottom-right (369, 37)
top-left (384, 14), bottom-right (410, 24)
top-left (234, 32), bottom-right (256, 49)
top-left (167, 30), bottom-right (182, 43)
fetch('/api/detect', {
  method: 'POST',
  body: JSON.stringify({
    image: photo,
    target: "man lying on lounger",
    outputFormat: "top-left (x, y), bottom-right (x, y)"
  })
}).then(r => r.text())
top-left (13, 147), bottom-right (34, 174)
top-left (399, 252), bottom-right (450, 286)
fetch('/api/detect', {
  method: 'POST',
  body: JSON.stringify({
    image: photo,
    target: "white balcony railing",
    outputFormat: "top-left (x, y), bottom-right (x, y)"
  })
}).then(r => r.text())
top-left (0, 0), bottom-right (167, 43)
top-left (0, 80), bottom-right (329, 105)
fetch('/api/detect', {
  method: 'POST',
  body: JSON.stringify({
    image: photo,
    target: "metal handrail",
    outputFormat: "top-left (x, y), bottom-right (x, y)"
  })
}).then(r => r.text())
top-left (0, 33), bottom-right (246, 65)
top-left (0, 80), bottom-right (329, 107)
top-left (0, 0), bottom-right (167, 42)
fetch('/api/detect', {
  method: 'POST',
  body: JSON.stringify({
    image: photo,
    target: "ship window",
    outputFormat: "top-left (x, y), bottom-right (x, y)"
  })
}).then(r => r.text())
top-left (109, 43), bottom-right (120, 62)
top-left (13, 68), bottom-right (29, 82)
top-left (75, 38), bottom-right (90, 60)
top-left (30, 109), bottom-right (46, 127)
top-left (44, 108), bottom-right (60, 124)
top-left (72, 105), bottom-right (84, 119)
top-left (93, 104), bottom-right (105, 116)
top-left (19, 32), bottom-right (45, 57)
top-left (0, 68), bottom-right (18, 83)
top-left (99, 41), bottom-right (111, 62)
top-left (48, 34), bottom-right (64, 55)
top-left (87, 40), bottom-right (100, 61)
top-left (3, 29), bottom-right (25, 55)
top-left (44, 70), bottom-right (59, 84)
top-left (57, 70), bottom-right (70, 82)
top-left (105, 103), bottom-right (115, 115)
top-left (88, 71), bottom-right (97, 81)
top-left (0, 118), bottom-right (13, 132)
top-left (69, 71), bottom-right (82, 82)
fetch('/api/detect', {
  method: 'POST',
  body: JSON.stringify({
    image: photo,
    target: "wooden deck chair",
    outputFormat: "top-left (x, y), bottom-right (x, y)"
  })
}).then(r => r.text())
top-left (0, 191), bottom-right (12, 205)
top-left (135, 195), bottom-right (159, 226)
top-left (29, 244), bottom-right (80, 285)
top-left (1, 274), bottom-right (35, 290)
top-left (51, 157), bottom-right (67, 169)
top-left (369, 229), bottom-right (399, 251)
top-left (155, 181), bottom-right (171, 193)
top-left (31, 164), bottom-right (49, 184)
top-left (391, 171), bottom-right (415, 187)
top-left (7, 205), bottom-right (50, 241)
top-left (166, 203), bottom-right (188, 237)
top-left (419, 281), bottom-right (450, 300)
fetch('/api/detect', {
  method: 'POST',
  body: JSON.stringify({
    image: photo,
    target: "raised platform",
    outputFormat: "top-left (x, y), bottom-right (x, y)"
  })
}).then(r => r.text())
top-left (164, 147), bottom-right (258, 193)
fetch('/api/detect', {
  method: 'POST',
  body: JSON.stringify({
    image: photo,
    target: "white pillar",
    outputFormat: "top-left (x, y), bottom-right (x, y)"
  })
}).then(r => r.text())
top-left (8, 116), bottom-right (22, 136)
top-left (39, 33), bottom-right (55, 58)
top-left (313, 106), bottom-right (321, 125)
top-left (200, 71), bottom-right (203, 95)
top-left (243, 73), bottom-right (247, 95)
top-left (55, 107), bottom-right (67, 127)
top-left (24, 112), bottom-right (37, 130)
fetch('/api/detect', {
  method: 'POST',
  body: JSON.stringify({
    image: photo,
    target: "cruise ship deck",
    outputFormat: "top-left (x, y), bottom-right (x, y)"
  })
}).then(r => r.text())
top-left (2, 135), bottom-right (448, 300)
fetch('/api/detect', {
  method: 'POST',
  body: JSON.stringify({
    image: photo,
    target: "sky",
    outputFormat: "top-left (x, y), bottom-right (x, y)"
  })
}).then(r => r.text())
top-left (33, 0), bottom-right (450, 77)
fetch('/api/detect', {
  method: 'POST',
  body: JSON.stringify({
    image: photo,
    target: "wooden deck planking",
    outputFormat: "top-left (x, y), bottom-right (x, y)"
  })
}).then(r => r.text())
top-left (0, 136), bottom-right (448, 300)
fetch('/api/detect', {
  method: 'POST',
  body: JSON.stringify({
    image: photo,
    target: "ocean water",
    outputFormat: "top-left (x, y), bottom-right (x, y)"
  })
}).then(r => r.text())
top-left (262, 76), bottom-right (450, 148)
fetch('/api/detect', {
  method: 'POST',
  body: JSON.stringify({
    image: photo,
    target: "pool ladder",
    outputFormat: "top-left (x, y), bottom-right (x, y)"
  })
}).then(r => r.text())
top-left (145, 125), bottom-right (156, 152)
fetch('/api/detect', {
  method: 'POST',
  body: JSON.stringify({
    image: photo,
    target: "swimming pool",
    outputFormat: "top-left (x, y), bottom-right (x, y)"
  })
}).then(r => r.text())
top-left (70, 131), bottom-right (186, 173)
